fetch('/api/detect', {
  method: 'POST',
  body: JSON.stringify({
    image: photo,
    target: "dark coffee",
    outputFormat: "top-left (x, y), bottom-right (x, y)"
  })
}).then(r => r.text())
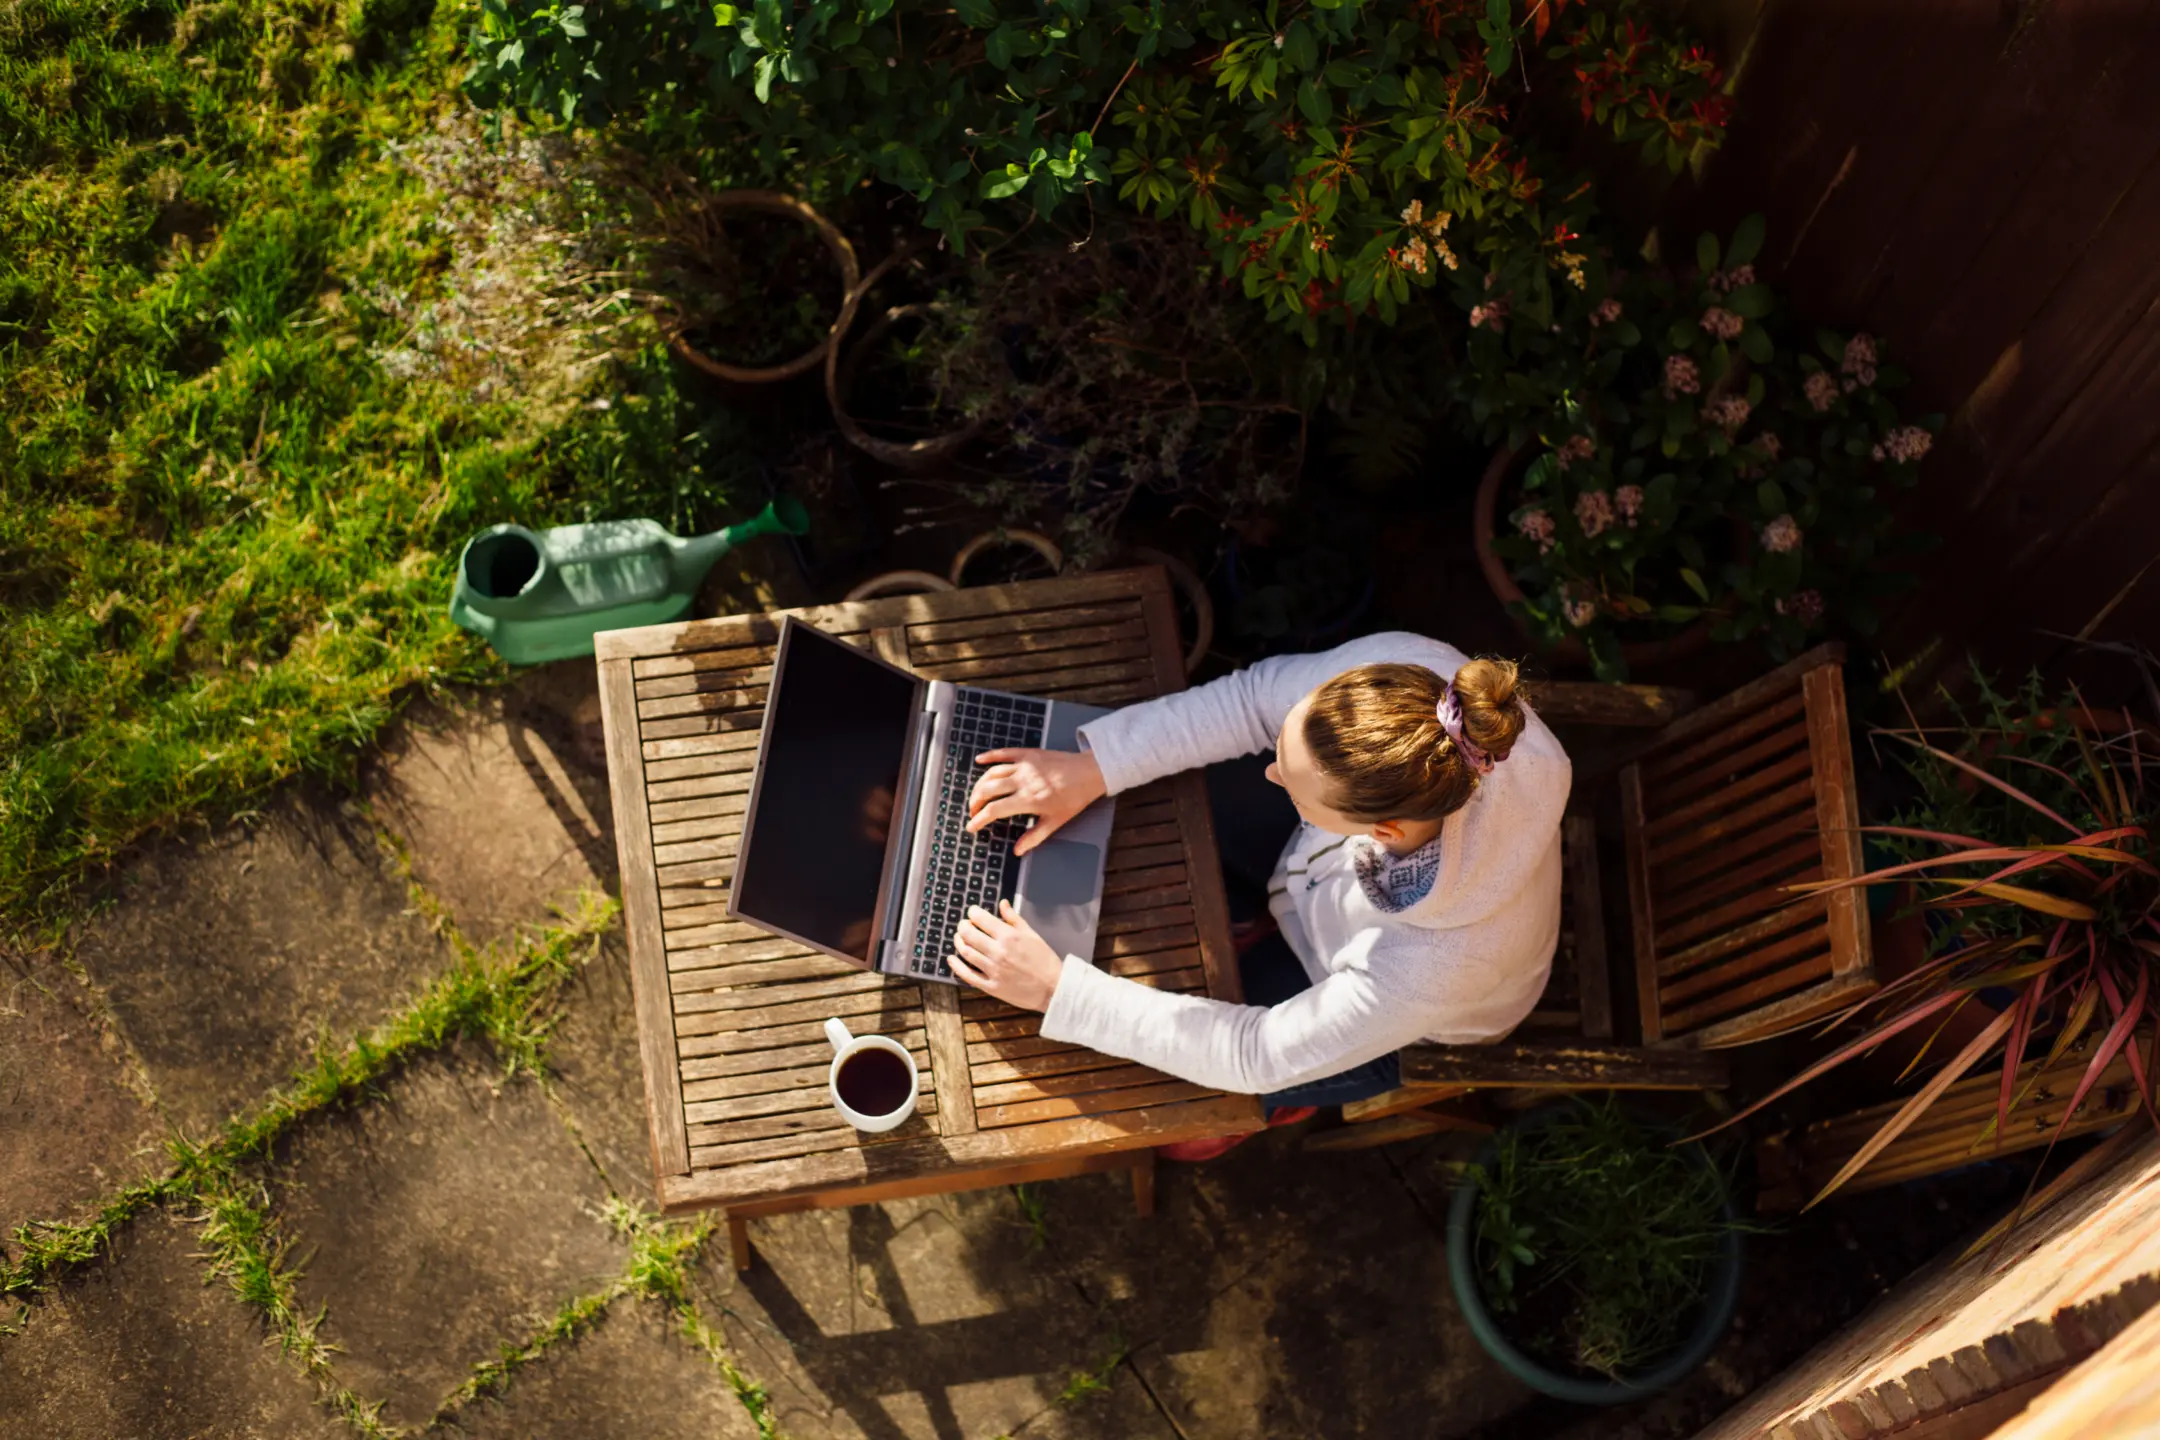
top-left (836, 1046), bottom-right (914, 1118)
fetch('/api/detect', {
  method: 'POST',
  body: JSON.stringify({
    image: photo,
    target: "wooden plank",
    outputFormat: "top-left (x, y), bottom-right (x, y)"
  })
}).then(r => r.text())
top-left (629, 641), bottom-right (774, 681)
top-left (684, 1092), bottom-right (938, 1145)
top-left (911, 636), bottom-right (1154, 684)
top-left (973, 1063), bottom-right (1178, 1108)
top-left (1640, 744), bottom-right (1816, 842)
top-left (1399, 1041), bottom-right (1730, 1091)
top-left (648, 793), bottom-right (751, 830)
top-left (1658, 923), bottom-right (1833, 1008)
top-left (663, 936), bottom-right (818, 972)
top-left (1530, 681), bottom-right (1699, 729)
top-left (1644, 774), bottom-right (1820, 871)
top-left (910, 617), bottom-right (1149, 665)
top-left (1638, 689), bottom-right (1810, 795)
top-left (1654, 864), bottom-right (1826, 954)
top-left (643, 739), bottom-right (764, 778)
top-left (674, 984), bottom-right (922, 1037)
top-left (1662, 953), bottom-right (1835, 1036)
top-left (1563, 816), bottom-right (1613, 1041)
top-left (600, 569), bottom-right (1165, 663)
top-left (679, 1031), bottom-right (928, 1083)
top-left (640, 710), bottom-right (766, 742)
top-left (1619, 763), bottom-right (1663, 1044)
top-left (668, 971), bottom-right (891, 1011)
top-left (637, 684), bottom-right (771, 722)
top-left (1689, 972), bottom-right (1878, 1050)
top-left (1655, 894), bottom-right (1827, 981)
top-left (678, 1013), bottom-right (923, 1061)
top-left (597, 654), bottom-right (692, 1180)
top-left (724, 1148), bottom-right (1152, 1222)
top-left (1804, 664), bottom-right (1873, 980)
top-left (921, 984), bottom-right (979, 1137)
top-left (662, 1092), bottom-right (1264, 1211)
top-left (1652, 806), bottom-right (1823, 899)
top-left (1654, 834), bottom-right (1823, 931)
top-left (1635, 644), bottom-right (1846, 756)
top-left (976, 1078), bottom-right (1215, 1128)
top-left (969, 1047), bottom-right (1139, 1086)
top-left (904, 599), bottom-right (1145, 646)
top-left (634, 661), bottom-right (772, 702)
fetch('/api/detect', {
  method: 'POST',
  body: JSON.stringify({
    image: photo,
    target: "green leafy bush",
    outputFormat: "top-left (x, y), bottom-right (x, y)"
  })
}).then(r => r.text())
top-left (1477, 217), bottom-right (1942, 678)
top-left (463, 0), bottom-right (1729, 335)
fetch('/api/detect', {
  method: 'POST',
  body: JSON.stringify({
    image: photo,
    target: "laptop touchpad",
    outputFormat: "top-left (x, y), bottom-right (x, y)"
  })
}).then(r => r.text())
top-left (1021, 839), bottom-right (1101, 962)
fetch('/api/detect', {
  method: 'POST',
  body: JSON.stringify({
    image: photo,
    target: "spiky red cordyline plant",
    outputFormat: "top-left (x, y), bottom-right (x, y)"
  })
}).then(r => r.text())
top-left (1701, 682), bottom-right (2160, 1210)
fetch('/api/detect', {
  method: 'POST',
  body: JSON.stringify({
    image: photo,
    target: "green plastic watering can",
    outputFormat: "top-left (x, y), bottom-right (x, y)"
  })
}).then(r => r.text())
top-left (449, 497), bottom-right (810, 665)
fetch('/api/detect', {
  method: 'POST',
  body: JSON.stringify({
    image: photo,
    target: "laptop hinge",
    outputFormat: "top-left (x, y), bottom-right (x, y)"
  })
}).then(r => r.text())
top-left (872, 701), bottom-right (937, 971)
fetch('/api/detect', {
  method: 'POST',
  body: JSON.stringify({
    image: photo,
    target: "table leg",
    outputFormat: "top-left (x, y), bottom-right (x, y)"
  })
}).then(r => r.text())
top-left (728, 1213), bottom-right (753, 1272)
top-left (1130, 1150), bottom-right (1157, 1218)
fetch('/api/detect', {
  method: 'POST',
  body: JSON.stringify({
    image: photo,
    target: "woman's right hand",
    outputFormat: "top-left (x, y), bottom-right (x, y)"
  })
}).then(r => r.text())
top-left (967, 748), bottom-right (1107, 856)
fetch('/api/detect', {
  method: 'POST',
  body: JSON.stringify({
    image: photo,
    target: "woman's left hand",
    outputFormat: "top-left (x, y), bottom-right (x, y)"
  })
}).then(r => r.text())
top-left (949, 899), bottom-right (1062, 1012)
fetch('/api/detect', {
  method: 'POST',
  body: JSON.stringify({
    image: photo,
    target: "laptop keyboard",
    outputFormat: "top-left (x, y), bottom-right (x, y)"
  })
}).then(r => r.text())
top-left (908, 691), bottom-right (1049, 981)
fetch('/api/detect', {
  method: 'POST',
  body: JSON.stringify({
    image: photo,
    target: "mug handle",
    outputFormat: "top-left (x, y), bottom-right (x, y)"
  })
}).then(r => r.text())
top-left (824, 1017), bottom-right (855, 1053)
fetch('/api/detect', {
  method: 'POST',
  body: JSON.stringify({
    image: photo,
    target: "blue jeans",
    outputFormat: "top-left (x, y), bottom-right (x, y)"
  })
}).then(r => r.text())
top-left (1206, 756), bottom-right (1403, 1111)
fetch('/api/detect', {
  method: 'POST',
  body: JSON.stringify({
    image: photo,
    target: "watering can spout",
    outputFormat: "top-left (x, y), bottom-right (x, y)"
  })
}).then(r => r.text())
top-left (725, 494), bottom-right (812, 548)
top-left (675, 496), bottom-right (813, 582)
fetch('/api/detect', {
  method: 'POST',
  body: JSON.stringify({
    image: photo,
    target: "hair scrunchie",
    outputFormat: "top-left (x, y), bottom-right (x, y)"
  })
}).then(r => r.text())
top-left (1436, 678), bottom-right (1498, 775)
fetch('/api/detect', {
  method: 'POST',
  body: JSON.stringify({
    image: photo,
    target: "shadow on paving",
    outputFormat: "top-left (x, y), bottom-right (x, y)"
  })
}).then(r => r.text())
top-left (690, 1124), bottom-right (1528, 1440)
top-left (65, 791), bottom-right (455, 1140)
top-left (0, 1210), bottom-right (344, 1440)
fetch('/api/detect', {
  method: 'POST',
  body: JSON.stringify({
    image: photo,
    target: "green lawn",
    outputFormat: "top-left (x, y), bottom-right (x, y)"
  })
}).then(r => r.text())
top-left (0, 0), bottom-right (744, 931)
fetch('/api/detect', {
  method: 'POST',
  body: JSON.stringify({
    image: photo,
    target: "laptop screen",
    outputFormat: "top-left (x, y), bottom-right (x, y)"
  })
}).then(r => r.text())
top-left (733, 622), bottom-right (919, 963)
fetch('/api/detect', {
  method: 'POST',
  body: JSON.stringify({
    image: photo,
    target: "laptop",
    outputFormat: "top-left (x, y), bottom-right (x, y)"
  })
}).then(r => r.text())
top-left (727, 617), bottom-right (1116, 984)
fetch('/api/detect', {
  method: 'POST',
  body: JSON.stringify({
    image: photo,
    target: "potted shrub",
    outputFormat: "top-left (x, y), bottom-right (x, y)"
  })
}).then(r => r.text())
top-left (654, 190), bottom-right (859, 385)
top-left (1460, 215), bottom-right (1942, 679)
top-left (1704, 666), bottom-right (2160, 1211)
top-left (1449, 1098), bottom-right (1746, 1403)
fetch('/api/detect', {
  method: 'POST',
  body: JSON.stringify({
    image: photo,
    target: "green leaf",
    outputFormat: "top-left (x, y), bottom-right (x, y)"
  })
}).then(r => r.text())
top-left (1757, 479), bottom-right (1787, 514)
top-left (985, 23), bottom-right (1013, 66)
top-left (953, 0), bottom-right (995, 25)
top-left (1726, 283), bottom-right (1772, 319)
top-left (1297, 77), bottom-right (1332, 126)
top-left (1740, 323), bottom-right (1772, 364)
top-left (495, 37), bottom-right (524, 67)
top-left (1680, 567), bottom-right (1709, 602)
top-left (711, 1), bottom-right (738, 20)
top-left (1696, 230), bottom-right (1720, 274)
top-left (557, 5), bottom-right (586, 35)
top-left (1726, 212), bottom-right (1766, 268)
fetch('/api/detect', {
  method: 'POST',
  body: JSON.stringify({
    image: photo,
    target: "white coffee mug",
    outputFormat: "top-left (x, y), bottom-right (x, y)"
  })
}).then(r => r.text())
top-left (823, 1018), bottom-right (920, 1132)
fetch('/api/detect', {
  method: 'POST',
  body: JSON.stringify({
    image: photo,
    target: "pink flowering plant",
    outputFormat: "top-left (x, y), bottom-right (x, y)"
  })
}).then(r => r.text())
top-left (1479, 214), bottom-right (1942, 679)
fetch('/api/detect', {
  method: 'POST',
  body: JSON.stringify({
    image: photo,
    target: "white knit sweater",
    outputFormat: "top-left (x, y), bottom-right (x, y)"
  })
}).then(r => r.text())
top-left (1040, 632), bottom-right (1573, 1096)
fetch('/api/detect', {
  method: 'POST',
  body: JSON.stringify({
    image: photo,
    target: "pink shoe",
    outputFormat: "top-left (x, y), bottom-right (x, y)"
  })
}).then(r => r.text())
top-left (1157, 1106), bottom-right (1319, 1162)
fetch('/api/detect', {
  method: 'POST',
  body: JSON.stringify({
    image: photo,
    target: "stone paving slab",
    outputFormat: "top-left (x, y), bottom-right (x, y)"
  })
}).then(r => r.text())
top-left (542, 933), bottom-right (652, 1201)
top-left (443, 1298), bottom-right (763, 1440)
top-left (699, 1185), bottom-right (1168, 1440)
top-left (267, 1046), bottom-right (623, 1431)
top-left (1037, 1127), bottom-right (1527, 1440)
top-left (68, 796), bottom-right (453, 1139)
top-left (0, 1210), bottom-right (344, 1440)
top-left (365, 664), bottom-right (615, 953)
top-left (0, 962), bottom-right (163, 1245)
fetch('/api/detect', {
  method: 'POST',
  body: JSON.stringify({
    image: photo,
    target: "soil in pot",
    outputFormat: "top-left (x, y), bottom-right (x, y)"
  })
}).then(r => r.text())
top-left (672, 209), bottom-right (846, 371)
top-left (836, 304), bottom-right (982, 452)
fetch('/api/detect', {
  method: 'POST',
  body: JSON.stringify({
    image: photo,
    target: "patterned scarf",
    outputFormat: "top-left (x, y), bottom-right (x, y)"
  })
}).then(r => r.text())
top-left (1352, 832), bottom-right (1445, 913)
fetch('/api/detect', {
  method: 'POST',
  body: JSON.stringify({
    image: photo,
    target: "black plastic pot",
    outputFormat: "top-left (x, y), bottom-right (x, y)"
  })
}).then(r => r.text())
top-left (1446, 1106), bottom-right (1744, 1405)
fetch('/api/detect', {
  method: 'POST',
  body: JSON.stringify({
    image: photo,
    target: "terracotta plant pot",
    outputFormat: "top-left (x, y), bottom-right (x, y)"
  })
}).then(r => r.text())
top-left (826, 251), bottom-right (987, 472)
top-left (948, 528), bottom-right (1063, 588)
top-left (666, 190), bottom-right (860, 386)
top-left (1472, 445), bottom-right (1714, 671)
top-left (842, 570), bottom-right (956, 602)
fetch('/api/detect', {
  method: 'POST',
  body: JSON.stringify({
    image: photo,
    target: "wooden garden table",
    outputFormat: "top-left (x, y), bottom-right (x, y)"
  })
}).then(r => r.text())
top-left (594, 567), bottom-right (1264, 1263)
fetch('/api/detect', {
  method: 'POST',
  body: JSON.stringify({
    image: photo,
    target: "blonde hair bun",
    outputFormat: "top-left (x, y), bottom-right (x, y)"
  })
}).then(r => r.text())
top-left (1301, 655), bottom-right (1528, 823)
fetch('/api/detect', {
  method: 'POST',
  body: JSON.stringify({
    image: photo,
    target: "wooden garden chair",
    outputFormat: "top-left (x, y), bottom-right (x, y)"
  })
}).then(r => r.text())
top-left (1317, 644), bottom-right (1875, 1149)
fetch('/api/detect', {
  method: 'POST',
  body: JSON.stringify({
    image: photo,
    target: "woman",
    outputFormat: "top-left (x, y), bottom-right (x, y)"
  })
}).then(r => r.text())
top-left (948, 632), bottom-right (1572, 1152)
